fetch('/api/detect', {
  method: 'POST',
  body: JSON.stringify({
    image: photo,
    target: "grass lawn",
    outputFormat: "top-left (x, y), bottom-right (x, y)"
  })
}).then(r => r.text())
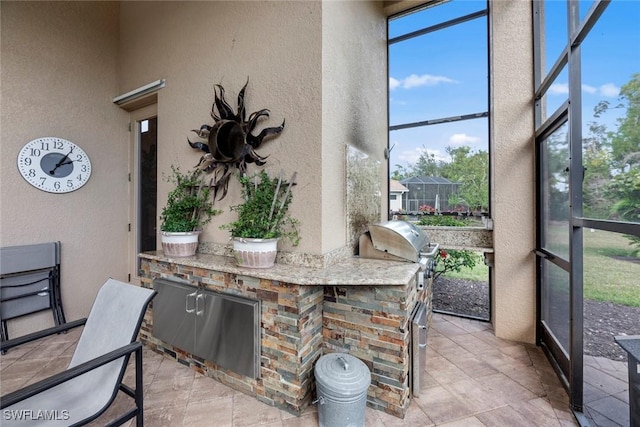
top-left (443, 251), bottom-right (488, 282)
top-left (583, 229), bottom-right (640, 307)
top-left (442, 228), bottom-right (639, 307)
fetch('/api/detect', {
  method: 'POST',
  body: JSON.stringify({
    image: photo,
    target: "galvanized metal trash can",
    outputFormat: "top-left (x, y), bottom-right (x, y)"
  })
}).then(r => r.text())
top-left (314, 353), bottom-right (371, 427)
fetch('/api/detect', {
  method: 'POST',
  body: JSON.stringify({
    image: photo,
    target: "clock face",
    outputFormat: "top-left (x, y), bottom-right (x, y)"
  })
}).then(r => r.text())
top-left (17, 137), bottom-right (92, 193)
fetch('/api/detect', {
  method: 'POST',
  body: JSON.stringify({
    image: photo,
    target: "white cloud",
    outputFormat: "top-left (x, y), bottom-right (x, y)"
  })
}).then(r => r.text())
top-left (389, 73), bottom-right (457, 91)
top-left (449, 133), bottom-right (480, 145)
top-left (396, 145), bottom-right (446, 165)
top-left (599, 83), bottom-right (620, 97)
top-left (549, 83), bottom-right (569, 95)
top-left (582, 82), bottom-right (621, 97)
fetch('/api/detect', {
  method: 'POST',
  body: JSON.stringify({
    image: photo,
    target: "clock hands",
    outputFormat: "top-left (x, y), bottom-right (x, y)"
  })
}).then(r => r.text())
top-left (49, 147), bottom-right (74, 175)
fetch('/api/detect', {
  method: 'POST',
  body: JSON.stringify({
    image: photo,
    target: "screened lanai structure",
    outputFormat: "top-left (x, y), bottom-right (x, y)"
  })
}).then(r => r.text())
top-left (400, 176), bottom-right (461, 213)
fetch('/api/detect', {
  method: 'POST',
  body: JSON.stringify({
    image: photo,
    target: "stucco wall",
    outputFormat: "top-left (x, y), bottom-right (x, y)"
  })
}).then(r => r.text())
top-left (118, 1), bottom-right (324, 254)
top-left (1, 2), bottom-right (127, 336)
top-left (490, 0), bottom-right (536, 343)
top-left (322, 1), bottom-right (388, 252)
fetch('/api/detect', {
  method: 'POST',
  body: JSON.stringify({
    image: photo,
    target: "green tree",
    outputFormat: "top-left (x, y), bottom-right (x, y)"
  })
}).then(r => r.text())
top-left (393, 144), bottom-right (488, 211)
top-left (411, 147), bottom-right (444, 177)
top-left (391, 165), bottom-right (409, 181)
top-left (583, 117), bottom-right (613, 218)
top-left (609, 73), bottom-right (640, 172)
top-left (600, 73), bottom-right (640, 253)
top-left (440, 146), bottom-right (489, 211)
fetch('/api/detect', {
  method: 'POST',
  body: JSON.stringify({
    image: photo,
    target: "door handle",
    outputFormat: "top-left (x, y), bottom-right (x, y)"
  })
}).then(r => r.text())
top-left (196, 293), bottom-right (205, 316)
top-left (186, 291), bottom-right (197, 313)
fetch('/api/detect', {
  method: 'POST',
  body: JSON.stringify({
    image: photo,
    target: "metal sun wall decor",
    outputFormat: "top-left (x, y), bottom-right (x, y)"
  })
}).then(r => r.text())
top-left (188, 79), bottom-right (285, 200)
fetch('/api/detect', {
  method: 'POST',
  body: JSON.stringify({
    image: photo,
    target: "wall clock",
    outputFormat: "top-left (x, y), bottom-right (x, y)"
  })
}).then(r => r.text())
top-left (17, 137), bottom-right (92, 193)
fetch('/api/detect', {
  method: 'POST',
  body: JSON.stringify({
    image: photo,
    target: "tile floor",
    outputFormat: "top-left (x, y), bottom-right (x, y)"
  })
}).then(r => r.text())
top-left (2, 313), bottom-right (626, 426)
top-left (583, 354), bottom-right (631, 426)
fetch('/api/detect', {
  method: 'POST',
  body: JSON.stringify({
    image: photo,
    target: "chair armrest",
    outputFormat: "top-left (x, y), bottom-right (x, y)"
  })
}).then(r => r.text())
top-left (0, 318), bottom-right (87, 353)
top-left (0, 341), bottom-right (142, 409)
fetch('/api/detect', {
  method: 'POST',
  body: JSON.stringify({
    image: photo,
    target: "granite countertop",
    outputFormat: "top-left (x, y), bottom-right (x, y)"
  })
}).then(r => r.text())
top-left (139, 251), bottom-right (419, 286)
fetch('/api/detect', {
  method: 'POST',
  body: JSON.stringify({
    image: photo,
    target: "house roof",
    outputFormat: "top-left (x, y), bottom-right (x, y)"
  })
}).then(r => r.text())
top-left (401, 176), bottom-right (456, 185)
top-left (390, 179), bottom-right (409, 193)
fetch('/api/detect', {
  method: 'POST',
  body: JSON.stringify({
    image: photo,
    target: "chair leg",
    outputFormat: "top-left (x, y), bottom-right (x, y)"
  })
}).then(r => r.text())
top-left (52, 268), bottom-right (67, 326)
top-left (135, 344), bottom-right (144, 427)
top-left (1, 321), bottom-right (7, 354)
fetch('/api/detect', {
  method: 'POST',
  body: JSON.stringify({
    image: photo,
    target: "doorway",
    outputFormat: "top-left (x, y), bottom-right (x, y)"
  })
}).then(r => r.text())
top-left (129, 105), bottom-right (157, 283)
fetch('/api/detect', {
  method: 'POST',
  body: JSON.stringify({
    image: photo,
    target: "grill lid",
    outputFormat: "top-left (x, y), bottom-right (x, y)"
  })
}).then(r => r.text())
top-left (367, 220), bottom-right (429, 263)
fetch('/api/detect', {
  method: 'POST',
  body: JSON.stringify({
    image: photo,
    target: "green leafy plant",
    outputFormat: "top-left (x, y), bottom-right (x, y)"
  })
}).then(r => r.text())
top-left (160, 166), bottom-right (221, 232)
top-left (222, 170), bottom-right (300, 245)
top-left (434, 249), bottom-right (479, 281)
top-left (418, 215), bottom-right (470, 227)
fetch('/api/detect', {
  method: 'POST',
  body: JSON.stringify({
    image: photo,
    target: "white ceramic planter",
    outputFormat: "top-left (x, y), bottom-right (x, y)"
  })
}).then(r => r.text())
top-left (232, 237), bottom-right (278, 268)
top-left (160, 231), bottom-right (201, 257)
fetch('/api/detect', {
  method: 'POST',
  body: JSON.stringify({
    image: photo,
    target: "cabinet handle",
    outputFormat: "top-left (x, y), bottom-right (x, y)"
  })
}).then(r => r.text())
top-left (186, 291), bottom-right (197, 313)
top-left (195, 293), bottom-right (205, 316)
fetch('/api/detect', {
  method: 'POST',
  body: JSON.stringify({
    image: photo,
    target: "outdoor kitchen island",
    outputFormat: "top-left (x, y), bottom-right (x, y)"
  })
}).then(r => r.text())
top-left (138, 251), bottom-right (431, 419)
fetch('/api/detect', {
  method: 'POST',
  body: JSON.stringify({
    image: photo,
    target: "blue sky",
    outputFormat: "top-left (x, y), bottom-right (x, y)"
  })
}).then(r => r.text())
top-left (388, 0), bottom-right (640, 173)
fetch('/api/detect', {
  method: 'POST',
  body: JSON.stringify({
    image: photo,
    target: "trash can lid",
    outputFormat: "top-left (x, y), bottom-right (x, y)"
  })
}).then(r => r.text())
top-left (315, 353), bottom-right (371, 396)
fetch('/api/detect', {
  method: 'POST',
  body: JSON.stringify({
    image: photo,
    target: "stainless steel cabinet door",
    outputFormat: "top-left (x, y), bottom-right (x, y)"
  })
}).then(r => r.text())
top-left (153, 279), bottom-right (196, 354)
top-left (194, 291), bottom-right (260, 379)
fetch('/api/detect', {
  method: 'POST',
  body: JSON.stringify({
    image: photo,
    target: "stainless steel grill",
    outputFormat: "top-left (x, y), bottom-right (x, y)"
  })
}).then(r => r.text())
top-left (358, 220), bottom-right (438, 397)
top-left (358, 220), bottom-right (439, 289)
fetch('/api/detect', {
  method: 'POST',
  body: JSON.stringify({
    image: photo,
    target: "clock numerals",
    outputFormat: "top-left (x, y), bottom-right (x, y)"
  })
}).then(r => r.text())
top-left (18, 137), bottom-right (92, 194)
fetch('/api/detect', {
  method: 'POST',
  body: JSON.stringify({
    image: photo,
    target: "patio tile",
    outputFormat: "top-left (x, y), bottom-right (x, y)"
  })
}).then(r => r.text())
top-left (279, 405), bottom-right (318, 426)
top-left (183, 397), bottom-right (234, 426)
top-left (145, 374), bottom-right (195, 410)
top-left (143, 405), bottom-right (186, 426)
top-left (413, 384), bottom-right (476, 424)
top-left (444, 352), bottom-right (500, 379)
top-left (508, 397), bottom-right (567, 427)
top-left (586, 395), bottom-right (630, 427)
top-left (231, 393), bottom-right (283, 427)
top-left (436, 415), bottom-right (486, 426)
top-left (475, 405), bottom-right (533, 426)
top-left (477, 372), bottom-right (539, 404)
top-left (583, 363), bottom-right (628, 395)
top-left (0, 313), bottom-right (598, 426)
top-left (448, 331), bottom-right (496, 354)
top-left (442, 378), bottom-right (508, 412)
top-left (376, 400), bottom-right (434, 426)
top-left (425, 355), bottom-right (472, 385)
top-left (188, 373), bottom-right (240, 403)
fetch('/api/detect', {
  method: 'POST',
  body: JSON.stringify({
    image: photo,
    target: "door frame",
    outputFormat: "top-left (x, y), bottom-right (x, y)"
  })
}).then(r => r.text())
top-left (128, 104), bottom-right (158, 284)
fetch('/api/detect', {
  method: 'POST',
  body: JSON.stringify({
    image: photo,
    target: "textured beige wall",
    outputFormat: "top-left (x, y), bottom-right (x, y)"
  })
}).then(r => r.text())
top-left (1, 2), bottom-right (127, 336)
top-left (118, 1), bottom-right (323, 254)
top-left (322, 1), bottom-right (388, 252)
top-left (490, 0), bottom-right (536, 343)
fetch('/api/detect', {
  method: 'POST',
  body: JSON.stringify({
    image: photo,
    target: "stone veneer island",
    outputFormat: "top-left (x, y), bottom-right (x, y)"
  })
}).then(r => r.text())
top-left (138, 251), bottom-right (431, 418)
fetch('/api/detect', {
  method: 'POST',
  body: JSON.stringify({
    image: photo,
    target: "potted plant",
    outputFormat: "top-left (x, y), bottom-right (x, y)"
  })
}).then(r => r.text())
top-left (222, 170), bottom-right (300, 268)
top-left (160, 166), bottom-right (221, 257)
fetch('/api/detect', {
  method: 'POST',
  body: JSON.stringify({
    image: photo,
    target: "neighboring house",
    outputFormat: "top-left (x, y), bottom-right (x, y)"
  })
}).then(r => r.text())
top-left (389, 179), bottom-right (408, 212)
top-left (400, 176), bottom-right (460, 212)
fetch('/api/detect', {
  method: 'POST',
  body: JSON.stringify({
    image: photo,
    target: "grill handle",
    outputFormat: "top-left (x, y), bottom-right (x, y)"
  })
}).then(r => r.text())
top-left (420, 243), bottom-right (440, 260)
